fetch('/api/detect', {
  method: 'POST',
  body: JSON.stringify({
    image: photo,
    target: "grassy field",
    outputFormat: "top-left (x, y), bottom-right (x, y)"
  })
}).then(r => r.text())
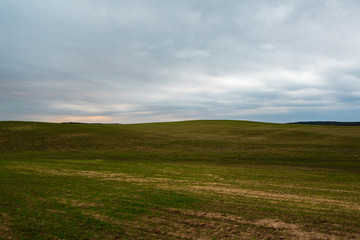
top-left (0, 120), bottom-right (360, 239)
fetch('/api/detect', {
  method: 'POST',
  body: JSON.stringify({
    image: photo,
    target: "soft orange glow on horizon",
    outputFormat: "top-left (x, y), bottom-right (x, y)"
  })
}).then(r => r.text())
top-left (59, 116), bottom-right (114, 123)
top-left (23, 115), bottom-right (117, 123)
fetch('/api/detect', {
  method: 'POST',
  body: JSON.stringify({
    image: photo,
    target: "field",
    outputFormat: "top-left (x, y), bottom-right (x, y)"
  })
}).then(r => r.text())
top-left (0, 120), bottom-right (360, 239)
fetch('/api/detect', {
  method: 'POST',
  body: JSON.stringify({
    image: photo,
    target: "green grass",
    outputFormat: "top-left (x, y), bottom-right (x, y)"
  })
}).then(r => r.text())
top-left (1, 120), bottom-right (360, 239)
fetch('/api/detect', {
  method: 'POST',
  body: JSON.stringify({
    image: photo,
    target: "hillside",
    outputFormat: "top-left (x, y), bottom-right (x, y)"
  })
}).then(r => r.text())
top-left (1, 120), bottom-right (360, 239)
top-left (1, 120), bottom-right (360, 171)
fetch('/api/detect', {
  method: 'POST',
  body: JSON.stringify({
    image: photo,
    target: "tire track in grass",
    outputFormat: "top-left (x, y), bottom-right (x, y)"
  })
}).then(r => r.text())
top-left (9, 164), bottom-right (360, 212)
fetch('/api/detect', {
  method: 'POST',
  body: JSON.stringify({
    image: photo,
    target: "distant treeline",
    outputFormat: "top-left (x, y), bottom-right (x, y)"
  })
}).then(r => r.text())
top-left (288, 121), bottom-right (360, 126)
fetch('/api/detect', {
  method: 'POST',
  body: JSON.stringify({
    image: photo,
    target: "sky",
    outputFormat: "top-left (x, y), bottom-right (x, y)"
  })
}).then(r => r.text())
top-left (1, 0), bottom-right (360, 123)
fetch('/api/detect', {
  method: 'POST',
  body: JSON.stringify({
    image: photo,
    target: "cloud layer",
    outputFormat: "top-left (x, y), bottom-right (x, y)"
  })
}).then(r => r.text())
top-left (1, 0), bottom-right (360, 123)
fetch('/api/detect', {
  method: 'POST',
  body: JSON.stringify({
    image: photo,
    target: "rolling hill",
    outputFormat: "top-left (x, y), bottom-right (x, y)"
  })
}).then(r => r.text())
top-left (1, 120), bottom-right (360, 239)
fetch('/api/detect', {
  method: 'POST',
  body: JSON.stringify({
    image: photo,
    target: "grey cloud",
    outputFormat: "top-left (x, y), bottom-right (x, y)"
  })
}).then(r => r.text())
top-left (1, 0), bottom-right (360, 123)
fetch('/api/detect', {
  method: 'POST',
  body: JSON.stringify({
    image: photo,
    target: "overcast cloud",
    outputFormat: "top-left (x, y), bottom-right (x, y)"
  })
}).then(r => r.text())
top-left (1, 0), bottom-right (360, 123)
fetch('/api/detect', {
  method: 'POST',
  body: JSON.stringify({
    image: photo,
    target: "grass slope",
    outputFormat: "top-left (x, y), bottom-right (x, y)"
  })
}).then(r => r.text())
top-left (0, 120), bottom-right (360, 239)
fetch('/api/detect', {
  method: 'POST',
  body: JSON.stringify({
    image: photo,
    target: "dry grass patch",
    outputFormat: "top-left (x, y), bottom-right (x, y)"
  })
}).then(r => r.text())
top-left (8, 164), bottom-right (194, 186)
top-left (0, 212), bottom-right (15, 240)
top-left (54, 197), bottom-right (102, 208)
top-left (167, 184), bottom-right (360, 212)
top-left (163, 208), bottom-right (349, 240)
top-left (81, 210), bottom-right (120, 225)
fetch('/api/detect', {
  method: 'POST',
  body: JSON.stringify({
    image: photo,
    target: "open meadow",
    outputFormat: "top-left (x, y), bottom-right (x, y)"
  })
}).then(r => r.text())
top-left (0, 120), bottom-right (360, 239)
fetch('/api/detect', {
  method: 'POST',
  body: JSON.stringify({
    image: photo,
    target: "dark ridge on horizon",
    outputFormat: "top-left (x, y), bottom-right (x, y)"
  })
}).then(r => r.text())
top-left (288, 121), bottom-right (360, 126)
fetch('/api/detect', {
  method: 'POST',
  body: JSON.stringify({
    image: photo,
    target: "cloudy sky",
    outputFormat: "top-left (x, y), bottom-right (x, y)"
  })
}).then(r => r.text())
top-left (1, 0), bottom-right (360, 123)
